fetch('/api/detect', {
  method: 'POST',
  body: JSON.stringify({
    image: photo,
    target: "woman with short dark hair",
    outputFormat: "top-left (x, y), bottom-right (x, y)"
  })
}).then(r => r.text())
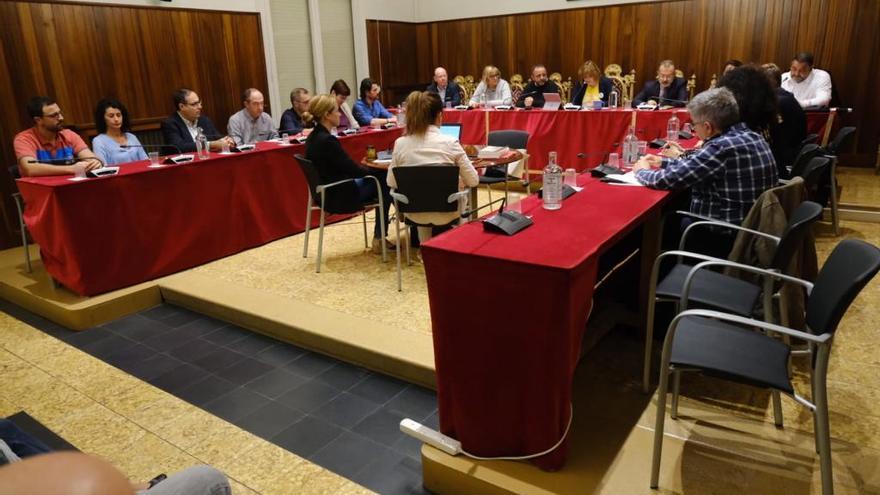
top-left (91, 98), bottom-right (148, 165)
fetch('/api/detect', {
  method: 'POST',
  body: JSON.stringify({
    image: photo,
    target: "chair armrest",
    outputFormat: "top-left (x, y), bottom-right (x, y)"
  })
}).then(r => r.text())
top-left (649, 250), bottom-right (728, 299)
top-left (681, 259), bottom-right (814, 309)
top-left (448, 190), bottom-right (469, 203)
top-left (672, 308), bottom-right (832, 345)
top-left (316, 177), bottom-right (358, 194)
top-left (679, 220), bottom-right (780, 251)
top-left (390, 191), bottom-right (409, 204)
top-left (675, 210), bottom-right (717, 223)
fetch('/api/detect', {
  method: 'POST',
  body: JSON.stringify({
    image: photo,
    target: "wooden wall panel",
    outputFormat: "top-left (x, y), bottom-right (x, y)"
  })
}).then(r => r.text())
top-left (367, 0), bottom-right (879, 165)
top-left (0, 1), bottom-right (268, 248)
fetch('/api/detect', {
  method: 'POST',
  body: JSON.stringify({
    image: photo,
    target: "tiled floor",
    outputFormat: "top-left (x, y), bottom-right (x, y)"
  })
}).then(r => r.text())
top-left (0, 300), bottom-right (432, 494)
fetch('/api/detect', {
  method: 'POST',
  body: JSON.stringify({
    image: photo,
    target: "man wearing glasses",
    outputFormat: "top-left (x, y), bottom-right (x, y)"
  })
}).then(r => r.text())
top-left (161, 88), bottom-right (234, 153)
top-left (279, 88), bottom-right (311, 135)
top-left (14, 96), bottom-right (101, 177)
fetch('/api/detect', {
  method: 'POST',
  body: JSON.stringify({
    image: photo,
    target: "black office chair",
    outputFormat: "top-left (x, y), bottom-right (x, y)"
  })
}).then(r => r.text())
top-left (787, 143), bottom-right (822, 179)
top-left (480, 130), bottom-right (530, 204)
top-left (799, 133), bottom-right (819, 148)
top-left (7, 165), bottom-right (31, 273)
top-left (389, 165), bottom-right (469, 291)
top-left (651, 238), bottom-right (880, 495)
top-left (294, 154), bottom-right (387, 272)
top-left (797, 156), bottom-right (833, 194)
top-left (642, 199), bottom-right (823, 393)
top-left (820, 126), bottom-right (856, 235)
top-left (824, 126), bottom-right (856, 156)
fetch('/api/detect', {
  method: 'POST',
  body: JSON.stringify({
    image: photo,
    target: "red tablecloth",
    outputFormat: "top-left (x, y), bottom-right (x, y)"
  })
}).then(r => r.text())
top-left (18, 128), bottom-right (403, 296)
top-left (421, 174), bottom-right (671, 470)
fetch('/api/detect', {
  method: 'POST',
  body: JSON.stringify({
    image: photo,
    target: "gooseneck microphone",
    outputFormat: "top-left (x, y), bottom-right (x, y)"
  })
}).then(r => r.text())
top-left (120, 143), bottom-right (182, 155)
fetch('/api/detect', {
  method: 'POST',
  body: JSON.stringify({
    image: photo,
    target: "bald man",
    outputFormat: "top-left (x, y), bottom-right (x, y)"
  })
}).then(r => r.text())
top-left (426, 67), bottom-right (463, 107)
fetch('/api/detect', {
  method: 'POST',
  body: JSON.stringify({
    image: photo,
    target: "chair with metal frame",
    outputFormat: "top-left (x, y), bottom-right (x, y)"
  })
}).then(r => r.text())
top-left (820, 126), bottom-right (856, 236)
top-left (7, 165), bottom-right (32, 273)
top-left (650, 238), bottom-right (880, 495)
top-left (479, 130), bottom-right (530, 205)
top-left (787, 143), bottom-right (822, 179)
top-left (389, 165), bottom-right (469, 291)
top-left (294, 154), bottom-right (387, 273)
top-left (642, 198), bottom-right (823, 393)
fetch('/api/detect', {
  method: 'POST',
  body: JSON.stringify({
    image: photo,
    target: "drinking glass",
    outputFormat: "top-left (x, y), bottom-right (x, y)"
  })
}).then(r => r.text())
top-left (148, 151), bottom-right (160, 166)
top-left (608, 153), bottom-right (619, 169)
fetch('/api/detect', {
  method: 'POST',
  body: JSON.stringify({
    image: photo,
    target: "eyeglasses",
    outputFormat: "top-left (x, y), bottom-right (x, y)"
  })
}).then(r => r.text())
top-left (185, 100), bottom-right (202, 107)
top-left (488, 74), bottom-right (500, 79)
top-left (42, 111), bottom-right (63, 119)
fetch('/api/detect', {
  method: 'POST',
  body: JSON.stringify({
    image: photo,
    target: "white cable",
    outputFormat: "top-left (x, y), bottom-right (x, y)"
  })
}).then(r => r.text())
top-left (459, 402), bottom-right (574, 461)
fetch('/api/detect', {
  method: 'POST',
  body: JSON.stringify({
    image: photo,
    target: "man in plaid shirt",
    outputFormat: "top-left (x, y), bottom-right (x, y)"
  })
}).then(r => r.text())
top-left (633, 87), bottom-right (777, 256)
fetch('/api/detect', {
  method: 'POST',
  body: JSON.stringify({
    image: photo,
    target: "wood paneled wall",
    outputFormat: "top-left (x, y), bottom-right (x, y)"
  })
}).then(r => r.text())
top-left (0, 1), bottom-right (268, 248)
top-left (367, 0), bottom-right (879, 162)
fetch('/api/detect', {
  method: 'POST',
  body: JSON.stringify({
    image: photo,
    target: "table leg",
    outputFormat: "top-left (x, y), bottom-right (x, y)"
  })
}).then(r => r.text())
top-left (638, 208), bottom-right (663, 328)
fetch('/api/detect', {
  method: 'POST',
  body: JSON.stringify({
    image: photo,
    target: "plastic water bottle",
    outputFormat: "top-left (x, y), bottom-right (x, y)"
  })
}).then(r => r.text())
top-left (609, 90), bottom-right (619, 109)
top-left (543, 151), bottom-right (563, 210)
top-left (195, 127), bottom-right (209, 159)
top-left (666, 113), bottom-right (680, 144)
top-left (623, 126), bottom-right (638, 164)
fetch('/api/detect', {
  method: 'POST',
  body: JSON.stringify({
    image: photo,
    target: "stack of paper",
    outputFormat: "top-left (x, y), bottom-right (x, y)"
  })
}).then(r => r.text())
top-left (478, 146), bottom-right (509, 159)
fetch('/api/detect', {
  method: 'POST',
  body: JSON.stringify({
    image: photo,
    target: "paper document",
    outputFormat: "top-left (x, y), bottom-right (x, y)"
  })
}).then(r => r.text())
top-left (604, 171), bottom-right (644, 186)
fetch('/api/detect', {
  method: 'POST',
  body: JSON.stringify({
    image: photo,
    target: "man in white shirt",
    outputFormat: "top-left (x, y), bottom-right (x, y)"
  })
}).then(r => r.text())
top-left (781, 52), bottom-right (832, 108)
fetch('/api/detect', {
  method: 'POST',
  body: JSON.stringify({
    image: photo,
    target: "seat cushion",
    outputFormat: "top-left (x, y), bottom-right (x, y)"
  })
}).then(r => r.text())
top-left (670, 316), bottom-right (793, 394)
top-left (656, 264), bottom-right (762, 316)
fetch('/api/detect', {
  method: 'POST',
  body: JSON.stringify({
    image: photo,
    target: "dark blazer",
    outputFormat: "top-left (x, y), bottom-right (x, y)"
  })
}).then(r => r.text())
top-left (571, 76), bottom-right (615, 107)
top-left (770, 87), bottom-right (807, 176)
top-left (160, 113), bottom-right (222, 153)
top-left (426, 81), bottom-right (463, 107)
top-left (515, 80), bottom-right (561, 108)
top-left (304, 124), bottom-right (369, 213)
top-left (633, 77), bottom-right (689, 107)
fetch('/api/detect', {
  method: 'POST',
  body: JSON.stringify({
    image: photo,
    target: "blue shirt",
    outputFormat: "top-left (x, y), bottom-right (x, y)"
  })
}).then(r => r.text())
top-left (92, 133), bottom-right (148, 165)
top-left (279, 108), bottom-right (304, 135)
top-left (352, 98), bottom-right (392, 126)
top-left (636, 122), bottom-right (778, 225)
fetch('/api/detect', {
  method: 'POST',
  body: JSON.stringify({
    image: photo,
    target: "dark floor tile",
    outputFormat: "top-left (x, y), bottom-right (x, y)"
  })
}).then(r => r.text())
top-left (352, 407), bottom-right (409, 448)
top-left (392, 432), bottom-right (424, 461)
top-left (141, 327), bottom-right (198, 353)
top-left (167, 338), bottom-right (223, 362)
top-left (384, 385), bottom-right (437, 422)
top-left (79, 333), bottom-right (136, 359)
top-left (141, 305), bottom-right (179, 321)
top-left (283, 352), bottom-right (337, 378)
top-left (191, 347), bottom-right (248, 373)
top-left (176, 375), bottom-right (237, 406)
top-left (202, 325), bottom-right (249, 347)
top-left (103, 343), bottom-right (157, 369)
top-left (312, 392), bottom-right (382, 429)
top-left (125, 353), bottom-right (185, 382)
top-left (103, 314), bottom-right (173, 342)
top-left (159, 307), bottom-right (203, 328)
top-left (422, 410), bottom-right (439, 430)
top-left (276, 380), bottom-right (340, 413)
top-left (202, 386), bottom-right (270, 423)
top-left (352, 449), bottom-right (426, 495)
top-left (228, 331), bottom-right (277, 355)
top-left (349, 373), bottom-right (408, 405)
top-left (148, 363), bottom-right (211, 394)
top-left (253, 343), bottom-right (306, 367)
top-left (237, 401), bottom-right (304, 440)
top-left (174, 316), bottom-right (229, 337)
top-left (244, 368), bottom-right (308, 399)
top-left (309, 431), bottom-right (392, 480)
top-left (271, 416), bottom-right (343, 458)
top-left (62, 327), bottom-right (114, 347)
top-left (215, 357), bottom-right (274, 386)
top-left (314, 363), bottom-right (370, 391)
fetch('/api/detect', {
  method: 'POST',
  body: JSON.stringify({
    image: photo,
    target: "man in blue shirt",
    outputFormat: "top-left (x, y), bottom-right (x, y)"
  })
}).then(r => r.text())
top-left (634, 87), bottom-right (777, 257)
top-left (352, 78), bottom-right (397, 127)
top-left (279, 88), bottom-right (310, 135)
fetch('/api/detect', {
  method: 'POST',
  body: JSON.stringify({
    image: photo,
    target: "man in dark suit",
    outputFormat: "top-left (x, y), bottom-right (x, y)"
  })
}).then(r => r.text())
top-left (426, 67), bottom-right (463, 107)
top-left (633, 60), bottom-right (688, 108)
top-left (160, 88), bottom-right (234, 153)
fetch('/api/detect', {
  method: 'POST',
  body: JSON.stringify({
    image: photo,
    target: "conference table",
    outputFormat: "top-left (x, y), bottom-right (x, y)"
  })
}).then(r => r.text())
top-left (17, 127), bottom-right (403, 296)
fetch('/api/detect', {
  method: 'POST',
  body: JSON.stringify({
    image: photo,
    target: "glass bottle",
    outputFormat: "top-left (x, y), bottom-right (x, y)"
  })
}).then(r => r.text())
top-left (195, 127), bottom-right (209, 159)
top-left (542, 151), bottom-right (563, 210)
top-left (623, 126), bottom-right (638, 165)
top-left (666, 113), bottom-right (680, 144)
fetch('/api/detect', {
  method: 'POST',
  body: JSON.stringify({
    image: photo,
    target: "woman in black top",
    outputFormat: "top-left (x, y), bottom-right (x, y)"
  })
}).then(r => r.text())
top-left (303, 94), bottom-right (392, 253)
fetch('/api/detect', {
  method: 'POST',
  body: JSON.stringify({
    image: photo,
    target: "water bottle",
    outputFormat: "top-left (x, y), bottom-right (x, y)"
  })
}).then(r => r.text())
top-left (666, 113), bottom-right (680, 144)
top-left (542, 151), bottom-right (563, 210)
top-left (623, 126), bottom-right (638, 164)
top-left (609, 90), bottom-right (619, 109)
top-left (195, 127), bottom-right (209, 159)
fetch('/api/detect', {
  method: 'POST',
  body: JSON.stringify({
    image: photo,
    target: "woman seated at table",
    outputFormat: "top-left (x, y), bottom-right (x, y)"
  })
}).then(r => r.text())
top-left (352, 78), bottom-right (397, 127)
top-left (91, 98), bottom-right (148, 165)
top-left (304, 94), bottom-right (393, 253)
top-left (469, 65), bottom-right (513, 107)
top-left (330, 79), bottom-right (359, 130)
top-left (571, 60), bottom-right (613, 107)
top-left (388, 91), bottom-right (479, 243)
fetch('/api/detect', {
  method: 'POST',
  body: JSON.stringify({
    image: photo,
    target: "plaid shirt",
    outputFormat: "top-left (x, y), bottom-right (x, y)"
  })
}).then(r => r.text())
top-left (636, 122), bottom-right (778, 225)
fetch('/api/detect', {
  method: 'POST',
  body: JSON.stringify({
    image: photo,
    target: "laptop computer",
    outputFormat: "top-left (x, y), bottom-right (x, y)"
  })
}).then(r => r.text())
top-left (542, 93), bottom-right (562, 111)
top-left (439, 123), bottom-right (463, 141)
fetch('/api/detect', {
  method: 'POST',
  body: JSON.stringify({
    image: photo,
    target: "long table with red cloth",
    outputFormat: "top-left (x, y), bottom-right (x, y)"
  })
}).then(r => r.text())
top-left (17, 127), bottom-right (403, 296)
top-left (420, 173), bottom-right (672, 471)
top-left (443, 108), bottom-right (837, 170)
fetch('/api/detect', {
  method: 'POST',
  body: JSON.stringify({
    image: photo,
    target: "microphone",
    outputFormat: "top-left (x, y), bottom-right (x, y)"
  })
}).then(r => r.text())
top-left (121, 143), bottom-right (182, 155)
top-left (460, 196), bottom-right (506, 218)
top-left (653, 96), bottom-right (689, 109)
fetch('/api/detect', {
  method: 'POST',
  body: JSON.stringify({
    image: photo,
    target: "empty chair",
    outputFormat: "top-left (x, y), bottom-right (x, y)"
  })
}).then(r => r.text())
top-left (294, 154), bottom-right (387, 272)
top-left (389, 165), bottom-right (469, 291)
top-left (820, 126), bottom-right (856, 235)
top-left (479, 130), bottom-right (530, 204)
top-left (799, 133), bottom-right (819, 147)
top-left (824, 126), bottom-right (856, 156)
top-left (787, 143), bottom-right (821, 179)
top-left (642, 200), bottom-right (823, 392)
top-left (651, 238), bottom-right (880, 495)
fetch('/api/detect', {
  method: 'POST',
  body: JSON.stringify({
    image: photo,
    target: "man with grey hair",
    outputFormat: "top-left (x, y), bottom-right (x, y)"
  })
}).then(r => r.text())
top-left (633, 59), bottom-right (689, 107)
top-left (227, 88), bottom-right (278, 146)
top-left (634, 87), bottom-right (777, 256)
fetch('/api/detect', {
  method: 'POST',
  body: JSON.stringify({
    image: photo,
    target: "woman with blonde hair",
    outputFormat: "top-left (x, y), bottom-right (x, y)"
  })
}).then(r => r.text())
top-left (389, 91), bottom-right (479, 242)
top-left (571, 60), bottom-right (614, 107)
top-left (303, 94), bottom-right (392, 253)
top-left (468, 65), bottom-right (513, 107)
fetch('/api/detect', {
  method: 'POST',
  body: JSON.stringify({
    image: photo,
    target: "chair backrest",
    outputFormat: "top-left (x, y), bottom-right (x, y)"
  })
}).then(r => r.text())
top-left (293, 154), bottom-right (322, 200)
top-left (826, 126), bottom-right (856, 156)
top-left (488, 130), bottom-right (529, 150)
top-left (392, 165), bottom-right (461, 214)
top-left (769, 201), bottom-right (823, 271)
top-left (789, 143), bottom-right (822, 178)
top-left (806, 239), bottom-right (880, 335)
top-left (798, 156), bottom-right (832, 191)
top-left (800, 133), bottom-right (819, 147)
top-left (7, 165), bottom-right (21, 181)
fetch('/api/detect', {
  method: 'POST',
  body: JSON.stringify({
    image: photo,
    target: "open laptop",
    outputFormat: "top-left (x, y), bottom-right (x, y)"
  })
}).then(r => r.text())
top-left (439, 123), bottom-right (463, 141)
top-left (542, 93), bottom-right (562, 111)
